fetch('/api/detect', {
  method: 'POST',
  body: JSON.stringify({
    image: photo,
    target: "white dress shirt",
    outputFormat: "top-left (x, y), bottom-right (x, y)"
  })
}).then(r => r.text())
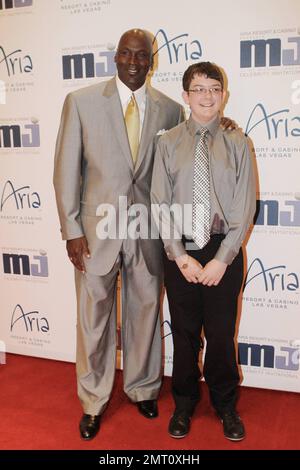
top-left (151, 115), bottom-right (256, 265)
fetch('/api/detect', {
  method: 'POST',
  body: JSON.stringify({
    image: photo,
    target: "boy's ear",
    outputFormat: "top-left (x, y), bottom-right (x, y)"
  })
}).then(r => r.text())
top-left (182, 90), bottom-right (190, 106)
top-left (222, 89), bottom-right (227, 104)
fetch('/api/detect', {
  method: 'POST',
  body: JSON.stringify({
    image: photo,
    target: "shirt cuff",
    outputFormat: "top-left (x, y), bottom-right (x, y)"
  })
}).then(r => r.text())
top-left (214, 243), bottom-right (237, 265)
top-left (60, 225), bottom-right (84, 241)
top-left (164, 240), bottom-right (187, 260)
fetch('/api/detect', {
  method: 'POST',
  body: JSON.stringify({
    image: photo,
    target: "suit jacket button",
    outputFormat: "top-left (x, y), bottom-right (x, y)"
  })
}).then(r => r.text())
top-left (132, 179), bottom-right (136, 184)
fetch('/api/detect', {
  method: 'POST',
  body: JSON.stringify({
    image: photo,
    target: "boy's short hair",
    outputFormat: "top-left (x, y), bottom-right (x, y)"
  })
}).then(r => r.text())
top-left (182, 62), bottom-right (224, 91)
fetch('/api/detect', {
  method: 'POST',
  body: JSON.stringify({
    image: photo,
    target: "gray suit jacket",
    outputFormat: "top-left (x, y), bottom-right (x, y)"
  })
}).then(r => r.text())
top-left (53, 78), bottom-right (185, 275)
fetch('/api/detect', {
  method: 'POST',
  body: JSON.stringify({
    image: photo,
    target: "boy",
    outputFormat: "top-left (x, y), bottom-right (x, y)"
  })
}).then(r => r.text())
top-left (151, 62), bottom-right (256, 441)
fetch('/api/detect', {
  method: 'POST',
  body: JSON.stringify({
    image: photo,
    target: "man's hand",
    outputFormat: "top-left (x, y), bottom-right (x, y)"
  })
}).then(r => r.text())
top-left (66, 236), bottom-right (90, 272)
top-left (220, 116), bottom-right (237, 130)
top-left (175, 254), bottom-right (203, 283)
top-left (197, 259), bottom-right (227, 286)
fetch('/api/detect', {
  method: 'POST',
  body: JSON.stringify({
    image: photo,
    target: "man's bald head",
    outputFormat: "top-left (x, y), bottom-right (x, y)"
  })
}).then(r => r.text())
top-left (117, 29), bottom-right (153, 58)
top-left (115, 29), bottom-right (154, 91)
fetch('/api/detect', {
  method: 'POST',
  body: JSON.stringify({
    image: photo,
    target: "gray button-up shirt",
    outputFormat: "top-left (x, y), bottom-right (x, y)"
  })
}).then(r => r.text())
top-left (151, 115), bottom-right (256, 265)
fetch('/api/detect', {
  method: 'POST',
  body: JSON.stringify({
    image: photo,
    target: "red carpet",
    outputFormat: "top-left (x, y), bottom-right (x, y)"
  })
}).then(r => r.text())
top-left (0, 354), bottom-right (299, 450)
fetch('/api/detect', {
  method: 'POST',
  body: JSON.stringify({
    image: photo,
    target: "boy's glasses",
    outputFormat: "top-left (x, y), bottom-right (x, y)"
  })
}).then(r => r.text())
top-left (188, 87), bottom-right (222, 95)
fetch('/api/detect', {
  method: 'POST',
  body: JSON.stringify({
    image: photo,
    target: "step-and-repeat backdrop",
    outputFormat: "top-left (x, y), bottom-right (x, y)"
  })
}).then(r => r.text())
top-left (0, 0), bottom-right (299, 392)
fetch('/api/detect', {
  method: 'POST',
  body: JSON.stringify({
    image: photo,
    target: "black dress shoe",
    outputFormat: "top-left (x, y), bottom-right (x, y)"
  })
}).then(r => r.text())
top-left (137, 400), bottom-right (158, 419)
top-left (219, 410), bottom-right (245, 441)
top-left (79, 414), bottom-right (101, 440)
top-left (168, 411), bottom-right (191, 439)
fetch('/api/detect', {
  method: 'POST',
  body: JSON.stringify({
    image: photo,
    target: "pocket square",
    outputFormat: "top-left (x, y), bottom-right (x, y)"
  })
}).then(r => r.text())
top-left (156, 129), bottom-right (167, 136)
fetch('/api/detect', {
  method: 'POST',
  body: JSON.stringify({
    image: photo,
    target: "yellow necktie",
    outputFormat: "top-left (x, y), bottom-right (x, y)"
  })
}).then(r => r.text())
top-left (125, 94), bottom-right (140, 165)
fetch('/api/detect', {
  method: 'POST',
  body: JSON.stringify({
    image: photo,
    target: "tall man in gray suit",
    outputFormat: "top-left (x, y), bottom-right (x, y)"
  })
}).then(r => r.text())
top-left (53, 29), bottom-right (185, 440)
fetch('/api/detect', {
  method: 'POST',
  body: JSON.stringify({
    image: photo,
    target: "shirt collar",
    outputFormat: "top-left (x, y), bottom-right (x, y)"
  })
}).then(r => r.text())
top-left (116, 74), bottom-right (146, 107)
top-left (187, 114), bottom-right (220, 137)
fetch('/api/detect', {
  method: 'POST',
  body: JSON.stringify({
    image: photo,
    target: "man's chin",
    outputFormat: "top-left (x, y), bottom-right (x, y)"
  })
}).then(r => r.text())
top-left (126, 77), bottom-right (144, 90)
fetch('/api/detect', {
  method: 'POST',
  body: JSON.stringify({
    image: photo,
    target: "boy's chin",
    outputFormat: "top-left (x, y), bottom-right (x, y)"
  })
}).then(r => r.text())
top-left (191, 111), bottom-right (219, 124)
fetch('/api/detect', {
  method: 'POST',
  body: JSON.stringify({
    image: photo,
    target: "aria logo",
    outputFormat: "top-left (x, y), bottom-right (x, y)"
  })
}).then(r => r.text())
top-left (0, 180), bottom-right (41, 211)
top-left (0, 119), bottom-right (40, 148)
top-left (10, 304), bottom-right (49, 334)
top-left (245, 102), bottom-right (300, 140)
top-left (161, 319), bottom-right (172, 340)
top-left (244, 258), bottom-right (299, 293)
top-left (0, 45), bottom-right (33, 78)
top-left (153, 29), bottom-right (202, 65)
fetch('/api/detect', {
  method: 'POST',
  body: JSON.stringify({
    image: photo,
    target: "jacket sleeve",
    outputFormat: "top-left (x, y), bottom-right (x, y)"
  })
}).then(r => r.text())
top-left (53, 93), bottom-right (85, 240)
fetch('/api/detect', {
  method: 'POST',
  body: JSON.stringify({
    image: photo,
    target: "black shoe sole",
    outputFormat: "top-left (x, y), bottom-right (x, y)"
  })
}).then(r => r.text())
top-left (80, 434), bottom-right (97, 441)
top-left (168, 431), bottom-right (188, 439)
top-left (224, 435), bottom-right (245, 442)
top-left (138, 411), bottom-right (159, 419)
top-left (79, 430), bottom-right (100, 441)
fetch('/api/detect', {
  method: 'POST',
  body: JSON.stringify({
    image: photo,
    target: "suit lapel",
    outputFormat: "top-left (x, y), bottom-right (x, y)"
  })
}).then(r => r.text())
top-left (134, 85), bottom-right (159, 174)
top-left (103, 78), bottom-right (134, 172)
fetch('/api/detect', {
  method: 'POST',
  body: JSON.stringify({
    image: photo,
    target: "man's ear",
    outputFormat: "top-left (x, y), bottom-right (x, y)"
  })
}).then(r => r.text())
top-left (149, 55), bottom-right (154, 70)
top-left (182, 90), bottom-right (190, 106)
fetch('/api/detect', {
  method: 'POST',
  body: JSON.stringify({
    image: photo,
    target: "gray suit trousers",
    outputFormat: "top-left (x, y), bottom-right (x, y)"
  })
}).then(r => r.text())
top-left (75, 237), bottom-right (162, 415)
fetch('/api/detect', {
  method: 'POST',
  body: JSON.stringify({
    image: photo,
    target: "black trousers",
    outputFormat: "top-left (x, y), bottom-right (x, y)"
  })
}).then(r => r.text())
top-left (163, 235), bottom-right (244, 416)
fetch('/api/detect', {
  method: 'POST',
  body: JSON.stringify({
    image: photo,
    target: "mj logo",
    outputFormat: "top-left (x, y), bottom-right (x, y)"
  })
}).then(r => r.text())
top-left (240, 37), bottom-right (300, 68)
top-left (0, 0), bottom-right (32, 9)
top-left (62, 51), bottom-right (116, 80)
top-left (0, 121), bottom-right (40, 148)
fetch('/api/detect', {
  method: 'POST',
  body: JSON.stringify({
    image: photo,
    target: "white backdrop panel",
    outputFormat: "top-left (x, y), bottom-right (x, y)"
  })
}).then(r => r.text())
top-left (0, 0), bottom-right (299, 392)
